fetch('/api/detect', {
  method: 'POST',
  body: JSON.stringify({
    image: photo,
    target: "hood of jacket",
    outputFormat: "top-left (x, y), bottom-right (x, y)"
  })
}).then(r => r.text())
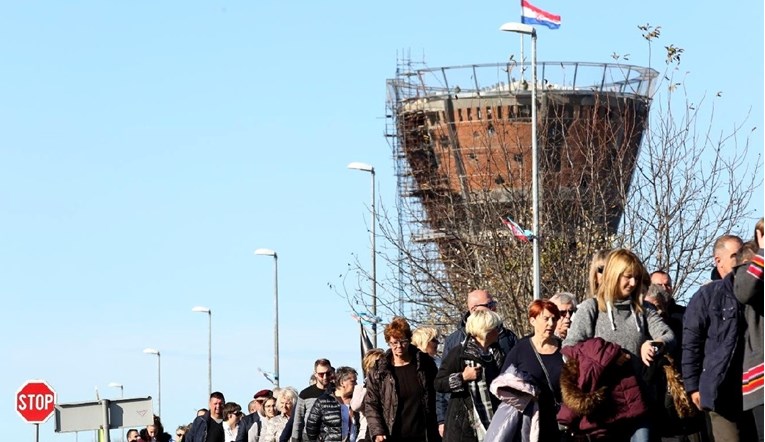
top-left (490, 364), bottom-right (538, 411)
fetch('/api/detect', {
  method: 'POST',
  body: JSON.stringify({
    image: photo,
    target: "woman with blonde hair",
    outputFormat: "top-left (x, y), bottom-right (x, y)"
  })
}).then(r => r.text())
top-left (564, 248), bottom-right (675, 440)
top-left (435, 310), bottom-right (505, 441)
top-left (351, 348), bottom-right (385, 442)
top-left (412, 326), bottom-right (440, 365)
top-left (588, 249), bottom-right (610, 298)
top-left (261, 387), bottom-right (297, 442)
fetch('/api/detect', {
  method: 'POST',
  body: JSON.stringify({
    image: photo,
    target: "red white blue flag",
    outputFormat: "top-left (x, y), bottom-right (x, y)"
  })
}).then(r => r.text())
top-left (501, 216), bottom-right (534, 242)
top-left (521, 0), bottom-right (561, 30)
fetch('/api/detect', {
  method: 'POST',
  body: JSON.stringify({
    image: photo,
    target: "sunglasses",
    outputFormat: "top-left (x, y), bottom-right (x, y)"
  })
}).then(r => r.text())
top-left (177, 434), bottom-right (184, 438)
top-left (560, 308), bottom-right (577, 317)
top-left (389, 339), bottom-right (410, 348)
top-left (315, 371), bottom-right (331, 377)
top-left (472, 300), bottom-right (498, 310)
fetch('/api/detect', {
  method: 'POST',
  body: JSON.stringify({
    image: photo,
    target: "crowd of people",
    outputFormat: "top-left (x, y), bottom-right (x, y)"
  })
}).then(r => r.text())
top-left (128, 220), bottom-right (763, 442)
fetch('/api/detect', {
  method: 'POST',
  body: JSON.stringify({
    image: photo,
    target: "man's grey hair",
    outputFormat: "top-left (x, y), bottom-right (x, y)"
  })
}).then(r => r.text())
top-left (549, 292), bottom-right (577, 306)
top-left (645, 284), bottom-right (671, 304)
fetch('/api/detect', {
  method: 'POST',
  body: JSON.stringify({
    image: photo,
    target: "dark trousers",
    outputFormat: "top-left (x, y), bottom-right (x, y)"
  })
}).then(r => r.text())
top-left (709, 411), bottom-right (740, 442)
top-left (739, 405), bottom-right (764, 442)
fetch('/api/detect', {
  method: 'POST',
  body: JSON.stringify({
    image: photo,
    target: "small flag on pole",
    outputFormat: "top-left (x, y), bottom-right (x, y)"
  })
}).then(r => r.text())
top-left (501, 216), bottom-right (534, 242)
top-left (521, 0), bottom-right (561, 29)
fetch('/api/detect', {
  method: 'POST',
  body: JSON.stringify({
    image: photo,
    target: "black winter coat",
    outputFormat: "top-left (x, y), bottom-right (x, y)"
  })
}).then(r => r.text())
top-left (306, 392), bottom-right (354, 442)
top-left (364, 346), bottom-right (441, 442)
top-left (437, 312), bottom-right (517, 424)
top-left (434, 337), bottom-right (504, 442)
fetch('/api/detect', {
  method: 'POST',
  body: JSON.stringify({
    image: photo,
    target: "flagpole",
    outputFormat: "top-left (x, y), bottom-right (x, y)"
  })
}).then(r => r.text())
top-left (500, 22), bottom-right (541, 301)
top-left (520, 35), bottom-right (525, 84)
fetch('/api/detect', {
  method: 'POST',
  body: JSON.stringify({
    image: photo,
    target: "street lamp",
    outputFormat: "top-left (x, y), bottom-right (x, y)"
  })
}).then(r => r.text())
top-left (192, 306), bottom-right (212, 396)
top-left (107, 382), bottom-right (124, 398)
top-left (143, 348), bottom-right (161, 416)
top-left (500, 22), bottom-right (541, 301)
top-left (254, 248), bottom-right (280, 387)
top-left (108, 383), bottom-right (125, 442)
top-left (347, 161), bottom-right (378, 347)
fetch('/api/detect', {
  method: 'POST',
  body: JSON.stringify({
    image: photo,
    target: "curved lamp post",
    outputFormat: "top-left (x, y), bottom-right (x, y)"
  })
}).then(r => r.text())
top-left (500, 22), bottom-right (541, 301)
top-left (347, 161), bottom-right (378, 346)
top-left (143, 348), bottom-right (161, 416)
top-left (255, 248), bottom-right (280, 387)
top-left (107, 382), bottom-right (124, 398)
top-left (192, 306), bottom-right (212, 396)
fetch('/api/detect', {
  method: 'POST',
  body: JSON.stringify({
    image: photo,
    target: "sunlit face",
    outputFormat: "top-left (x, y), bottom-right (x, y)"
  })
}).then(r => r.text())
top-left (388, 337), bottom-right (410, 358)
top-left (554, 302), bottom-right (575, 338)
top-left (209, 397), bottom-right (224, 419)
top-left (425, 338), bottom-right (439, 357)
top-left (530, 309), bottom-right (558, 339)
top-left (715, 240), bottom-right (743, 278)
top-left (338, 374), bottom-right (358, 398)
top-left (468, 290), bottom-right (497, 312)
top-left (147, 425), bottom-right (157, 438)
top-left (315, 365), bottom-right (333, 389)
top-left (263, 398), bottom-right (277, 418)
top-left (650, 273), bottom-right (672, 294)
top-left (127, 430), bottom-right (140, 442)
top-left (619, 272), bottom-right (638, 298)
top-left (281, 398), bottom-right (294, 415)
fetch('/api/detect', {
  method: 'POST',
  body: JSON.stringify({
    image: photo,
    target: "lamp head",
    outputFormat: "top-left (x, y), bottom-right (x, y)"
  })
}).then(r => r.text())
top-left (254, 248), bottom-right (277, 257)
top-left (143, 348), bottom-right (160, 355)
top-left (347, 162), bottom-right (374, 173)
top-left (500, 22), bottom-right (536, 36)
top-left (108, 382), bottom-right (123, 388)
top-left (192, 306), bottom-right (211, 313)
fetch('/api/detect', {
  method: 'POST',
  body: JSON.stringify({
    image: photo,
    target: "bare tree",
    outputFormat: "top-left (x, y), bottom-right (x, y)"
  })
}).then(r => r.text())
top-left (617, 24), bottom-right (761, 303)
top-left (333, 25), bottom-right (761, 336)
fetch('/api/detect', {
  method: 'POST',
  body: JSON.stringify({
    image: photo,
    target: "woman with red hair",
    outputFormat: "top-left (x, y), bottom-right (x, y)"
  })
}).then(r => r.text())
top-left (364, 317), bottom-right (440, 442)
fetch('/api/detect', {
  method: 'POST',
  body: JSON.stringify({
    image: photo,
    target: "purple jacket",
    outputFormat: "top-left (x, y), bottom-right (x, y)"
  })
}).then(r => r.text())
top-left (557, 338), bottom-right (647, 438)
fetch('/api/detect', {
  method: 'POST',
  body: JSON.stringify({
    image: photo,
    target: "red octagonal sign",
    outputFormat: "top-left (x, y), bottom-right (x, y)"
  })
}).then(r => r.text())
top-left (16, 380), bottom-right (57, 424)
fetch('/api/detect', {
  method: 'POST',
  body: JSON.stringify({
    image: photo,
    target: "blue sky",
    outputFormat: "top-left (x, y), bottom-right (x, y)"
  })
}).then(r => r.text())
top-left (2, 1), bottom-right (762, 440)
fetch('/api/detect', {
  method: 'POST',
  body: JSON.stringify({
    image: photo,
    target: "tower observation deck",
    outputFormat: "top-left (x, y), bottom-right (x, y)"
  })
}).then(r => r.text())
top-left (385, 61), bottom-right (658, 323)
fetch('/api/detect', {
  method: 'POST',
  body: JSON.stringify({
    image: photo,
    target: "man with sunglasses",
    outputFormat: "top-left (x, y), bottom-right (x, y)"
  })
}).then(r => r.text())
top-left (436, 290), bottom-right (517, 436)
top-left (290, 358), bottom-right (334, 442)
top-left (549, 292), bottom-right (578, 340)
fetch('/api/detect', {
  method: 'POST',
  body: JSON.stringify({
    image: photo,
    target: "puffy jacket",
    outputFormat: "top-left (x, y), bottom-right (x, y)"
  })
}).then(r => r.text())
top-left (291, 385), bottom-right (326, 441)
top-left (438, 312), bottom-right (517, 424)
top-left (682, 273), bottom-right (745, 412)
top-left (484, 364), bottom-right (540, 442)
top-left (434, 336), bottom-right (504, 442)
top-left (364, 345), bottom-right (440, 442)
top-left (558, 337), bottom-right (647, 439)
top-left (306, 393), bottom-right (353, 442)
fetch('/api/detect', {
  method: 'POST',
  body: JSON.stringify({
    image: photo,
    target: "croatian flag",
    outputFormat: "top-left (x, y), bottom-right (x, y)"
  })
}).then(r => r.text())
top-left (501, 216), bottom-right (534, 242)
top-left (521, 0), bottom-right (561, 30)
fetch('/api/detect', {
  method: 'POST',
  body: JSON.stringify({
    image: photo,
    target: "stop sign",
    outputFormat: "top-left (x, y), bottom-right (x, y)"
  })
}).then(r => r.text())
top-left (16, 380), bottom-right (57, 424)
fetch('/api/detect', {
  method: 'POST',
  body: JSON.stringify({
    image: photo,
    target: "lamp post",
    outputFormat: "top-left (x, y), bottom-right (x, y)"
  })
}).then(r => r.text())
top-left (108, 383), bottom-right (124, 441)
top-left (254, 248), bottom-right (280, 387)
top-left (347, 161), bottom-right (378, 347)
top-left (192, 306), bottom-right (212, 396)
top-left (143, 348), bottom-right (161, 416)
top-left (500, 22), bottom-right (541, 301)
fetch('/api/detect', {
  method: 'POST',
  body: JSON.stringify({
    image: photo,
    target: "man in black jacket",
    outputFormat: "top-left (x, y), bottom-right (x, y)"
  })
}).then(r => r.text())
top-left (436, 290), bottom-right (516, 436)
top-left (186, 392), bottom-right (226, 442)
